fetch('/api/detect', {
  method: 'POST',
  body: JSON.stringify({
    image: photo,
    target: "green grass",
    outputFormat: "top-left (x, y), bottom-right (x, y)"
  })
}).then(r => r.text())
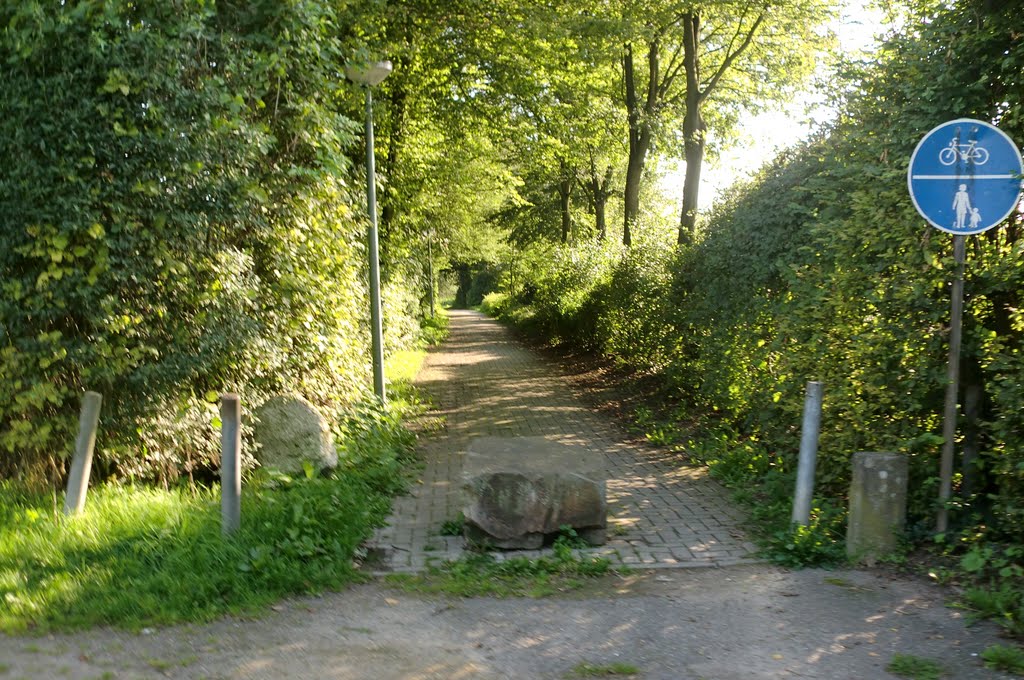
top-left (886, 653), bottom-right (946, 680)
top-left (386, 537), bottom-right (613, 598)
top-left (386, 350), bottom-right (428, 385)
top-left (439, 514), bottom-right (464, 537)
top-left (417, 309), bottom-right (450, 347)
top-left (981, 644), bottom-right (1024, 675)
top-left (959, 585), bottom-right (1024, 637)
top-left (567, 661), bottom-right (639, 677)
top-left (0, 397), bottom-right (419, 633)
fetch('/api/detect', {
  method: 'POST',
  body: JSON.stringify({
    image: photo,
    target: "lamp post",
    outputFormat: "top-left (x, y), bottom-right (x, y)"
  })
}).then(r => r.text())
top-left (346, 60), bottom-right (392, 403)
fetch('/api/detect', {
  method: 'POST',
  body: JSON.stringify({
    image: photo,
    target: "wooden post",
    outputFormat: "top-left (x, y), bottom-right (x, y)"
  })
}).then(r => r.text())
top-left (221, 394), bottom-right (242, 535)
top-left (64, 391), bottom-right (103, 515)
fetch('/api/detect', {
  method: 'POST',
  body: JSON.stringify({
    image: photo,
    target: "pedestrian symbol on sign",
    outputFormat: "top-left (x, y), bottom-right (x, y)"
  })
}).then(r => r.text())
top-left (952, 183), bottom-right (971, 231)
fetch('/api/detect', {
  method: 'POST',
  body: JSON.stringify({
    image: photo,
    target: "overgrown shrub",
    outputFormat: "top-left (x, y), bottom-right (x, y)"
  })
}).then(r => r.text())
top-left (0, 2), bottom-right (422, 486)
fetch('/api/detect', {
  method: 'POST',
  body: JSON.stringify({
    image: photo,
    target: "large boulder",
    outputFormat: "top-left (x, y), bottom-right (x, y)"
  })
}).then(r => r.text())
top-left (462, 436), bottom-right (606, 549)
top-left (252, 395), bottom-right (336, 475)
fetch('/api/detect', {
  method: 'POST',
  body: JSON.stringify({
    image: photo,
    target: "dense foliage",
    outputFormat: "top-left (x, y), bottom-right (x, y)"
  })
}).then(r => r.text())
top-left (2, 0), bottom-right (832, 487)
top-left (0, 2), bottom-right (424, 485)
top-left (487, 0), bottom-right (1024, 556)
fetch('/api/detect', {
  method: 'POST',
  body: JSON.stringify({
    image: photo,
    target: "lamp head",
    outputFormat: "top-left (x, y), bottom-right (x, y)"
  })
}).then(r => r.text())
top-left (346, 60), bottom-right (393, 87)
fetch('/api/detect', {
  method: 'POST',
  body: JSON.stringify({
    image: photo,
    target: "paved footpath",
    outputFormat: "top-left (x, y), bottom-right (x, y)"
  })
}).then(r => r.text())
top-left (369, 309), bottom-right (760, 572)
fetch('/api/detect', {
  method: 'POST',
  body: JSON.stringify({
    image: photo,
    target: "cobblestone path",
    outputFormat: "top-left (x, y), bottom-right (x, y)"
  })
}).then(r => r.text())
top-left (369, 309), bottom-right (760, 572)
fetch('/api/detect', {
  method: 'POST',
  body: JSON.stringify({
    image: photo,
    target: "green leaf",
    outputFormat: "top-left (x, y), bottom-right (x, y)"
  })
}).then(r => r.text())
top-left (961, 550), bottom-right (987, 573)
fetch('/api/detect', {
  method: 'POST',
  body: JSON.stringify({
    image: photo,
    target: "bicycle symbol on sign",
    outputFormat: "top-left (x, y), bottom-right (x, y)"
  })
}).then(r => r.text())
top-left (939, 138), bottom-right (990, 166)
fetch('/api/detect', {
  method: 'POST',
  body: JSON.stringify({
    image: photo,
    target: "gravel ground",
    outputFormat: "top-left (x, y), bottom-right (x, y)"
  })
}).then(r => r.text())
top-left (0, 564), bottom-right (1013, 680)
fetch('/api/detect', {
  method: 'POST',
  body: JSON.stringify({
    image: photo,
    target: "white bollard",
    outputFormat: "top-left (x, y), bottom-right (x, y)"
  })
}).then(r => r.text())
top-left (64, 391), bottom-right (102, 515)
top-left (791, 381), bottom-right (823, 526)
top-left (221, 394), bottom-right (242, 535)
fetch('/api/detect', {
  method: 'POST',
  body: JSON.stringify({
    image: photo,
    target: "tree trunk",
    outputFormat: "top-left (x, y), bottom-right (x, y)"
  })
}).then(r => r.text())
top-left (590, 162), bottom-right (612, 241)
top-left (623, 43), bottom-right (639, 247)
top-left (559, 178), bottom-right (573, 244)
top-left (679, 13), bottom-right (704, 245)
top-left (558, 159), bottom-right (575, 243)
top-left (679, 108), bottom-right (706, 245)
top-left (622, 151), bottom-right (641, 246)
top-left (677, 10), bottom-right (764, 244)
top-left (623, 41), bottom-right (658, 247)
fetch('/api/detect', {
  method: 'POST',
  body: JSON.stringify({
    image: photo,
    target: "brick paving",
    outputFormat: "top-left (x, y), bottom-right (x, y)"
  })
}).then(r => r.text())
top-left (368, 309), bottom-right (760, 572)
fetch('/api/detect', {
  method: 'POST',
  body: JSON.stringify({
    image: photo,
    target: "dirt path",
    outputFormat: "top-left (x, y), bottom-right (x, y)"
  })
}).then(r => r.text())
top-left (0, 566), bottom-right (1010, 679)
top-left (0, 310), bottom-right (1013, 679)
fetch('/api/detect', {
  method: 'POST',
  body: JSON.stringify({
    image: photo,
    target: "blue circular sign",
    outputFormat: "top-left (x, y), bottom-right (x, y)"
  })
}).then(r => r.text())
top-left (908, 118), bottom-right (1023, 235)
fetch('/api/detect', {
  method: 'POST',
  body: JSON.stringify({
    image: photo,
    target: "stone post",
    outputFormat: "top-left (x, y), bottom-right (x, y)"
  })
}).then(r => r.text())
top-left (846, 452), bottom-right (908, 562)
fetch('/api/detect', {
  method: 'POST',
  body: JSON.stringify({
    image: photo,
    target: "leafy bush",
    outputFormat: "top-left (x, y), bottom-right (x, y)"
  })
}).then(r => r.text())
top-left (418, 310), bottom-right (451, 347)
top-left (488, 239), bottom-right (622, 352)
top-left (480, 292), bottom-right (512, 317)
top-left (0, 2), bottom-right (424, 486)
top-left (766, 509), bottom-right (848, 568)
top-left (599, 241), bottom-right (675, 369)
top-left (961, 585), bottom-right (1024, 638)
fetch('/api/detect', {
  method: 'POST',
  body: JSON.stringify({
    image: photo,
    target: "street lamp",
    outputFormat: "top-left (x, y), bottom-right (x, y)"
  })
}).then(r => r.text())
top-left (346, 60), bottom-right (392, 403)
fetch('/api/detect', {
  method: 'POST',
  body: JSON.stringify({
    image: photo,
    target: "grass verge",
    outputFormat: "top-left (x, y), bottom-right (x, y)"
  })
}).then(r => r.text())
top-left (385, 536), bottom-right (615, 598)
top-left (0, 393), bottom-right (421, 633)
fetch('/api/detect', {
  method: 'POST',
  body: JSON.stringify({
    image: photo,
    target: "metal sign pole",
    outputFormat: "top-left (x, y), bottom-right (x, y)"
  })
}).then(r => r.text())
top-left (936, 234), bottom-right (965, 534)
top-left (908, 118), bottom-right (1022, 535)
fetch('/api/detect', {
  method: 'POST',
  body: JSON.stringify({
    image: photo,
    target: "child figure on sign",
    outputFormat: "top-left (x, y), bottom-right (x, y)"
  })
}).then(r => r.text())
top-left (969, 208), bottom-right (982, 232)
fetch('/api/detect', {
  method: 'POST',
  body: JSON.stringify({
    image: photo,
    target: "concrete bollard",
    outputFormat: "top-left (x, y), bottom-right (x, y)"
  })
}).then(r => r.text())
top-left (846, 452), bottom-right (908, 562)
top-left (64, 391), bottom-right (103, 515)
top-left (221, 394), bottom-right (242, 535)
